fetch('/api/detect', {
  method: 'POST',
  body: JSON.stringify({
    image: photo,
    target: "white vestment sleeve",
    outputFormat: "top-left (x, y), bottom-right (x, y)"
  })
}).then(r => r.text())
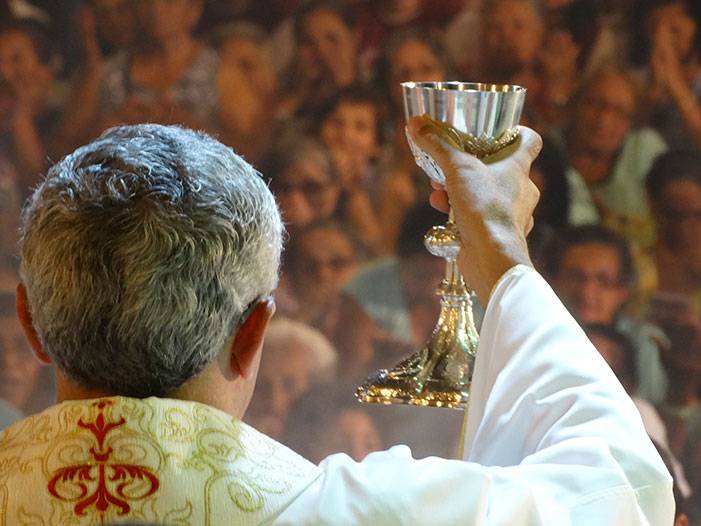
top-left (273, 266), bottom-right (673, 525)
top-left (463, 265), bottom-right (674, 524)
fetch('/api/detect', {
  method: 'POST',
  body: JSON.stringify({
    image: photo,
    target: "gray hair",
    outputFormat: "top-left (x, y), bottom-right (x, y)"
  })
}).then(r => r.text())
top-left (19, 124), bottom-right (283, 397)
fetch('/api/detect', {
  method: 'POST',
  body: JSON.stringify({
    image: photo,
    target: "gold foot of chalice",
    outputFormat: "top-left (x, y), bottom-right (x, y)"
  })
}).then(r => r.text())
top-left (356, 82), bottom-right (526, 410)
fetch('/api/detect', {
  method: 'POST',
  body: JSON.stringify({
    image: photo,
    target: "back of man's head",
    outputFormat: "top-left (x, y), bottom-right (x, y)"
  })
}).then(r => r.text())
top-left (19, 124), bottom-right (283, 398)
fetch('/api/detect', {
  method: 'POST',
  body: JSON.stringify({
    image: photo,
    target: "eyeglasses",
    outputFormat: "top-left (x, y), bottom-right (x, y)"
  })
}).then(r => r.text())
top-left (583, 98), bottom-right (634, 121)
top-left (307, 256), bottom-right (355, 275)
top-left (560, 269), bottom-right (622, 289)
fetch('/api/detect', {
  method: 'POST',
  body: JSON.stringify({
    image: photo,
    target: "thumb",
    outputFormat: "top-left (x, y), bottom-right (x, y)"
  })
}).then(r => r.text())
top-left (505, 126), bottom-right (543, 171)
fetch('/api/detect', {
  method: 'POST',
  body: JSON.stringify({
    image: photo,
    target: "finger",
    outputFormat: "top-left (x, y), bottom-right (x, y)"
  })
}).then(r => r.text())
top-left (429, 189), bottom-right (450, 213)
top-left (430, 179), bottom-right (444, 191)
top-left (511, 126), bottom-right (543, 171)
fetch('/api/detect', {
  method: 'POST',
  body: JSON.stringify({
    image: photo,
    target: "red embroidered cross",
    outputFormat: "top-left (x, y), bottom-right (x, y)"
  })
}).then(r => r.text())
top-left (47, 400), bottom-right (160, 524)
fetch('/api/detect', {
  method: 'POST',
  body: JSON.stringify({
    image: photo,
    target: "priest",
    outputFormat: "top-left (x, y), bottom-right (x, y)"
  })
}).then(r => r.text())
top-left (0, 119), bottom-right (673, 524)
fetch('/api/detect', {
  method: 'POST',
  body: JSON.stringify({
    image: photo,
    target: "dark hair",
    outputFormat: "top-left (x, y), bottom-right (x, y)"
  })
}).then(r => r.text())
top-left (312, 84), bottom-right (386, 144)
top-left (543, 225), bottom-right (636, 287)
top-left (397, 202), bottom-right (448, 259)
top-left (376, 28), bottom-right (449, 107)
top-left (293, 0), bottom-right (354, 43)
top-left (284, 219), bottom-right (368, 274)
top-left (532, 138), bottom-right (569, 228)
top-left (583, 323), bottom-right (638, 392)
top-left (646, 149), bottom-right (701, 202)
top-left (0, 19), bottom-right (52, 64)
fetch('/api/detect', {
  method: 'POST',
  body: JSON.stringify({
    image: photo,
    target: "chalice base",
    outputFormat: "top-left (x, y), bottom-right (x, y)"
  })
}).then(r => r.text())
top-left (356, 283), bottom-right (477, 410)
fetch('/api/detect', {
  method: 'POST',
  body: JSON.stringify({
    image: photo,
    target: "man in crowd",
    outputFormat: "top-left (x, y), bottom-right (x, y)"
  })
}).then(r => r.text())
top-left (0, 120), bottom-right (672, 524)
top-left (545, 224), bottom-right (669, 404)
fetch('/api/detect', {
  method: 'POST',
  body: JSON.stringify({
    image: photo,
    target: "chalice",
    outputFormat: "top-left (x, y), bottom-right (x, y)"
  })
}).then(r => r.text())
top-left (356, 82), bottom-right (526, 410)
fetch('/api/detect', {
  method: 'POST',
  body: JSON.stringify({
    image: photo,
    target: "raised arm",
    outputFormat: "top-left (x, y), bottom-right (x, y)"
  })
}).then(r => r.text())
top-left (275, 120), bottom-right (673, 525)
top-left (413, 119), bottom-right (673, 524)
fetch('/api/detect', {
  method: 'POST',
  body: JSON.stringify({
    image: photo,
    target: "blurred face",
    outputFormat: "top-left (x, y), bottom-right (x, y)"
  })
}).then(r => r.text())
top-left (553, 243), bottom-right (629, 324)
top-left (247, 342), bottom-right (316, 438)
top-left (483, 0), bottom-right (543, 76)
top-left (314, 409), bottom-right (382, 462)
top-left (575, 73), bottom-right (636, 157)
top-left (321, 101), bottom-right (379, 162)
top-left (0, 315), bottom-right (42, 411)
top-left (275, 159), bottom-right (340, 229)
top-left (135, 0), bottom-right (203, 42)
top-left (298, 9), bottom-right (356, 88)
top-left (292, 228), bottom-right (358, 305)
top-left (219, 37), bottom-right (278, 98)
top-left (654, 179), bottom-right (701, 273)
top-left (257, 343), bottom-right (314, 419)
top-left (389, 39), bottom-right (445, 107)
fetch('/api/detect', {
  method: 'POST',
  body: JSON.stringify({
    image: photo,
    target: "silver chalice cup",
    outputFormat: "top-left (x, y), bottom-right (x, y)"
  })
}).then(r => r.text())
top-left (356, 82), bottom-right (526, 409)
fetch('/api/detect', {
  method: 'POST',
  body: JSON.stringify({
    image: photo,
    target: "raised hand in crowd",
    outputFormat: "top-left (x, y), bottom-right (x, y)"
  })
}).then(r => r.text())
top-left (215, 24), bottom-right (279, 163)
top-left (649, 4), bottom-right (701, 149)
top-left (0, 22), bottom-right (53, 189)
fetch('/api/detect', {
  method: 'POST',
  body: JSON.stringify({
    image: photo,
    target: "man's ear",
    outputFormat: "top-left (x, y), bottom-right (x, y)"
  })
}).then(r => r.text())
top-left (16, 283), bottom-right (51, 365)
top-left (230, 298), bottom-right (275, 379)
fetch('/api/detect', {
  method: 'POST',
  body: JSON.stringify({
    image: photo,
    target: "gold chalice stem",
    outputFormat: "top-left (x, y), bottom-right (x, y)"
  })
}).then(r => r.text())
top-left (356, 207), bottom-right (479, 414)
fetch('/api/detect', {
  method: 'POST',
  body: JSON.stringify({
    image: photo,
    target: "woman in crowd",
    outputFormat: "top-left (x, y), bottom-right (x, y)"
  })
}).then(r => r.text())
top-left (245, 317), bottom-right (337, 440)
top-left (314, 86), bottom-right (384, 252)
top-left (281, 221), bottom-right (364, 335)
top-left (281, 0), bottom-right (360, 120)
top-left (0, 20), bottom-right (58, 194)
top-left (375, 30), bottom-right (448, 252)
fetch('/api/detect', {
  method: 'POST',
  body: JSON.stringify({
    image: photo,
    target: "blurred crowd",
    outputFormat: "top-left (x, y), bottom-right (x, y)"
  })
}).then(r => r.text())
top-left (0, 0), bottom-right (700, 522)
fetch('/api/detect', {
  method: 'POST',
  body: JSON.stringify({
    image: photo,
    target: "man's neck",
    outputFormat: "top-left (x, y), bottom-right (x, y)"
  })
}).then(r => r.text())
top-left (55, 370), bottom-right (112, 403)
top-left (54, 365), bottom-right (248, 419)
